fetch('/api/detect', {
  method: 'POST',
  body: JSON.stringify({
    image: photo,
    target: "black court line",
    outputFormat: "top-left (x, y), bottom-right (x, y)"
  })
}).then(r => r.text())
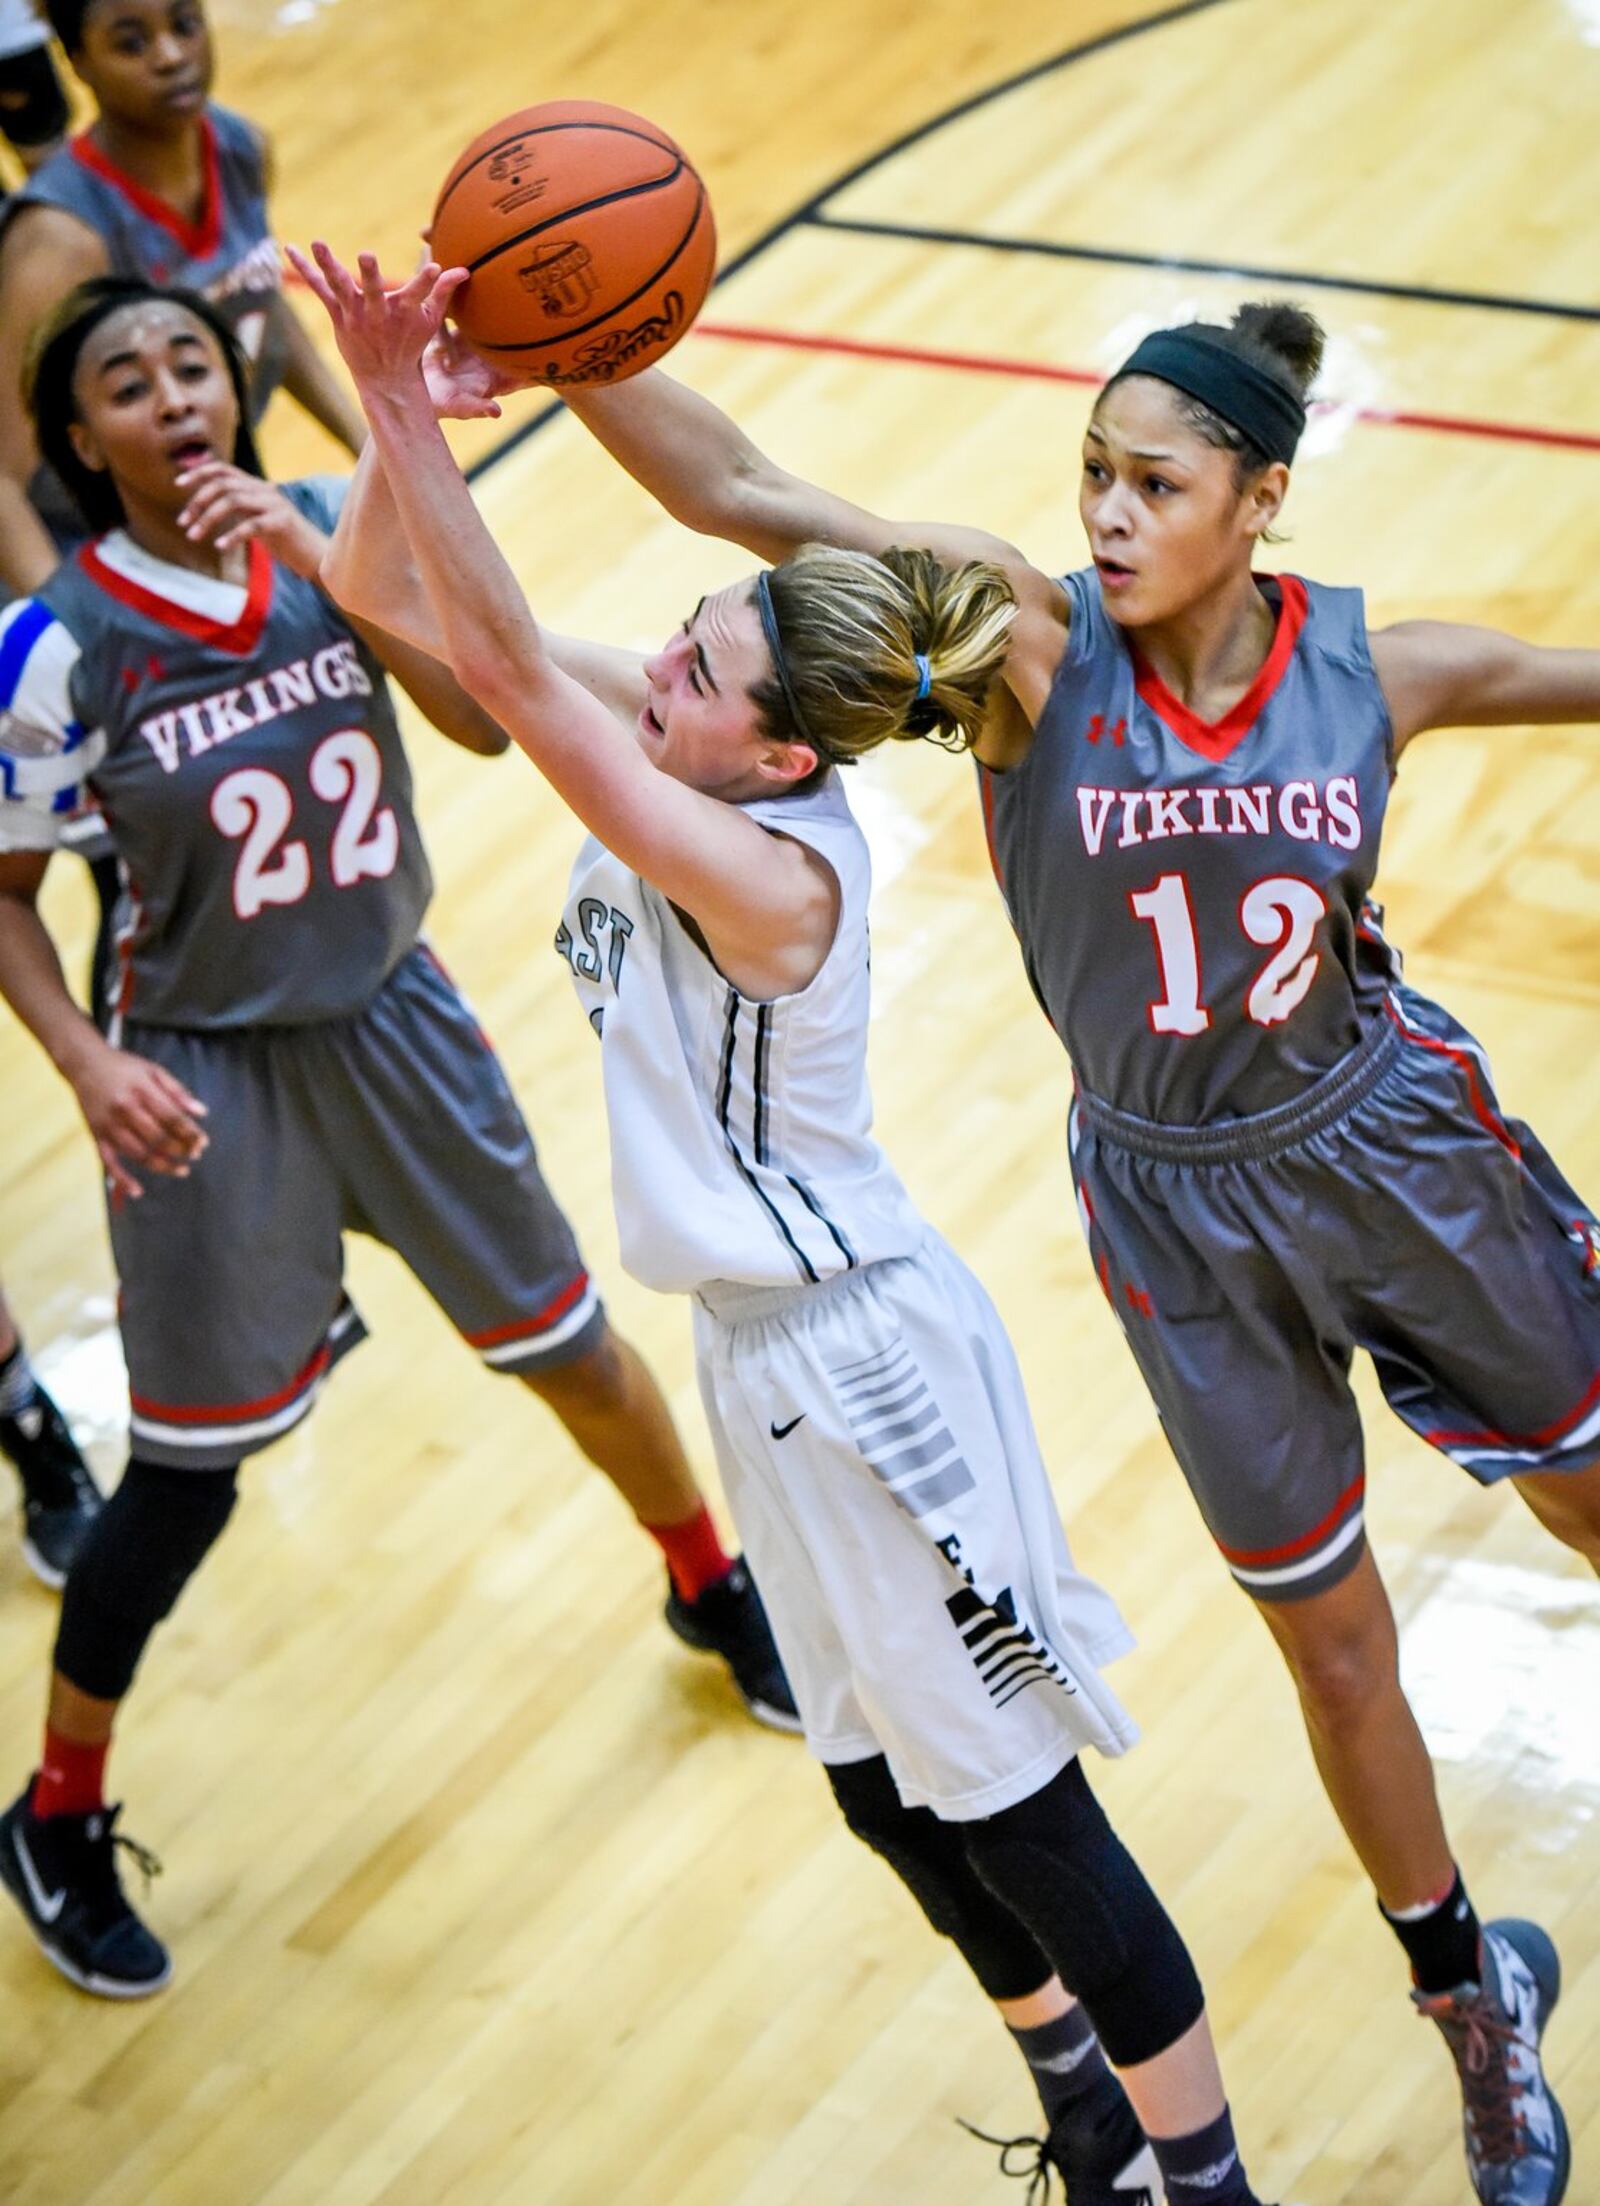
top-left (465, 0), bottom-right (1240, 480)
top-left (803, 211), bottom-right (1600, 328)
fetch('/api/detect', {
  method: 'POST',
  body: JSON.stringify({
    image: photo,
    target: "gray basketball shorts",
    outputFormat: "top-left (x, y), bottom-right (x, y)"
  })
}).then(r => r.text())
top-left (113, 943), bottom-right (605, 1470)
top-left (1069, 986), bottom-right (1600, 1603)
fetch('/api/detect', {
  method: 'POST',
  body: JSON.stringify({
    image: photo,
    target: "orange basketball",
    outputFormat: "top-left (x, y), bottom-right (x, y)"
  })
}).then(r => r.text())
top-left (431, 100), bottom-right (716, 386)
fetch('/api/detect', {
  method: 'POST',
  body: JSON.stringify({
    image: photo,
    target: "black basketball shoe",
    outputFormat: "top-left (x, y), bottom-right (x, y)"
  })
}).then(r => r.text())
top-left (0, 1781), bottom-right (171, 1998)
top-left (963, 2069), bottom-right (1162, 2204)
top-left (1, 1383), bottom-right (103, 1587)
top-left (663, 1557), bottom-right (801, 1732)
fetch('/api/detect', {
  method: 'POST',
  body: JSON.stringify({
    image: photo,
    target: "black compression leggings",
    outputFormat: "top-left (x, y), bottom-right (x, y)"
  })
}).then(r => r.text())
top-left (54, 1457), bottom-right (239, 1700)
top-left (829, 1753), bottom-right (1205, 2068)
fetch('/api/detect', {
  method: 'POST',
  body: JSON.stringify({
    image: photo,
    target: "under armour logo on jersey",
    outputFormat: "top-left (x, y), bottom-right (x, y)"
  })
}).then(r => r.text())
top-left (1085, 713), bottom-right (1126, 747)
top-left (120, 653), bottom-right (169, 693)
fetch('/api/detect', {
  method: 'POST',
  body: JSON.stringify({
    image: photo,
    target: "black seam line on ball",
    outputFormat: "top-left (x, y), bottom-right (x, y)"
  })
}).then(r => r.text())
top-left (437, 119), bottom-right (683, 216)
top-left (460, 161), bottom-right (689, 275)
top-left (474, 183), bottom-right (707, 353)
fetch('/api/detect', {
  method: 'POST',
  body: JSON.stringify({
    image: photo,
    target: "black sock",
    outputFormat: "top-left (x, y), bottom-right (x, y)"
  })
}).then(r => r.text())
top-left (1381, 1869), bottom-right (1481, 1993)
top-left (1008, 2002), bottom-right (1113, 2127)
top-left (1150, 2107), bottom-right (1259, 2205)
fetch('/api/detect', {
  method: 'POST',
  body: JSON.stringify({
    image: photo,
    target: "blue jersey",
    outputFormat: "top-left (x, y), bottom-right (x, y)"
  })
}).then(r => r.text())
top-left (0, 478), bottom-right (432, 1029)
top-left (981, 568), bottom-right (1395, 1124)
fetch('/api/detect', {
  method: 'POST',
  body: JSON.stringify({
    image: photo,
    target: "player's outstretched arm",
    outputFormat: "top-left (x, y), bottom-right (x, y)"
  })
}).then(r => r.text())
top-left (566, 368), bottom-right (1068, 750)
top-left (566, 367), bottom-right (1027, 583)
top-left (1373, 621), bottom-right (1600, 754)
top-left (294, 243), bottom-right (839, 991)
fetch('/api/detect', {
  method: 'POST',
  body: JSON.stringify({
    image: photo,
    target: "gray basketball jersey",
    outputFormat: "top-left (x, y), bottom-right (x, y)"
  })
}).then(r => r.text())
top-left (982, 569), bottom-right (1395, 1123)
top-left (5, 105), bottom-right (284, 546)
top-left (27, 478), bottom-right (432, 1028)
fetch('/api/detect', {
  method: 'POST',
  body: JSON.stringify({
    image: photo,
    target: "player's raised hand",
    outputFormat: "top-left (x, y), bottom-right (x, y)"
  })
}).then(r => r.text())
top-left (68, 1038), bottom-right (209, 1201)
top-left (174, 461), bottom-right (328, 575)
top-left (420, 323), bottom-right (535, 421)
top-left (287, 243), bottom-right (466, 397)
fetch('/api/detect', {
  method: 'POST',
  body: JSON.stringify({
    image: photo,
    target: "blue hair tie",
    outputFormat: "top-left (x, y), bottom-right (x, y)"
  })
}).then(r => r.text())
top-left (913, 653), bottom-right (932, 701)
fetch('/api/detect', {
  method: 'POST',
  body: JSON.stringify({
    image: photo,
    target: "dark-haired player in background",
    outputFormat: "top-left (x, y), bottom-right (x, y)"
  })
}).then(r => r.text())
top-left (564, 300), bottom-right (1600, 2206)
top-left (0, 0), bottom-right (365, 596)
top-left (0, 276), bottom-right (794, 2002)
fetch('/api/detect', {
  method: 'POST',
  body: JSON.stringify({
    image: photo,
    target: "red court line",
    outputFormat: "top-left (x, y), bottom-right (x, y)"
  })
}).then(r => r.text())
top-left (696, 320), bottom-right (1600, 457)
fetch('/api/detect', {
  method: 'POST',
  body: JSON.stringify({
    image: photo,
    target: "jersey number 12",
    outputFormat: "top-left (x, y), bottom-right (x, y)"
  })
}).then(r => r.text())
top-left (1130, 871), bottom-right (1326, 1033)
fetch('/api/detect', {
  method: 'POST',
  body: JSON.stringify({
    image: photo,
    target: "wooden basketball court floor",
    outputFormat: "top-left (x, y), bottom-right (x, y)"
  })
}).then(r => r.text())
top-left (1, 1), bottom-right (1597, 2198)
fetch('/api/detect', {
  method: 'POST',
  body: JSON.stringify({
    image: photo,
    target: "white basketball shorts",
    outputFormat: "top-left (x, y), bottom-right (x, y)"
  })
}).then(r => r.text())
top-left (693, 1232), bottom-right (1137, 1819)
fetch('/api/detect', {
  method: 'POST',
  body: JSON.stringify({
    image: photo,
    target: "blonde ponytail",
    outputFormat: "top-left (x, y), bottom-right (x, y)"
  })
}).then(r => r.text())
top-left (757, 543), bottom-right (1016, 770)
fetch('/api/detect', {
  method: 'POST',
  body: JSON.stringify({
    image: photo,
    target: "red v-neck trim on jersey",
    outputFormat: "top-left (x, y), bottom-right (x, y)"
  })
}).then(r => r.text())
top-left (1130, 573), bottom-right (1309, 763)
top-left (70, 116), bottom-right (222, 262)
top-left (79, 536), bottom-right (273, 657)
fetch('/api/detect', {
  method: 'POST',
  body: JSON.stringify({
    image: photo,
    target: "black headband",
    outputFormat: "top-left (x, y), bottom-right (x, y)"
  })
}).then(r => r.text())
top-left (1109, 326), bottom-right (1306, 466)
top-left (755, 570), bottom-right (823, 753)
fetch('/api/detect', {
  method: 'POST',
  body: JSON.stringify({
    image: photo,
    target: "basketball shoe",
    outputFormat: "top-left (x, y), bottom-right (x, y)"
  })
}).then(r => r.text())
top-left (1413, 1918), bottom-right (1569, 2205)
top-left (963, 2075), bottom-right (1162, 2204)
top-left (1, 1383), bottom-right (102, 1587)
top-left (663, 1556), bottom-right (801, 1732)
top-left (0, 1782), bottom-right (171, 1997)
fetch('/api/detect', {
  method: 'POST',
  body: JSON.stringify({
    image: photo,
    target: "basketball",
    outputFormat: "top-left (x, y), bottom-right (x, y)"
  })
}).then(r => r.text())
top-left (430, 100), bottom-right (716, 385)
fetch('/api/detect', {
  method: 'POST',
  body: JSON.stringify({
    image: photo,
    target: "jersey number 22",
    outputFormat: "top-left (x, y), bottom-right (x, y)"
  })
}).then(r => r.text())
top-left (209, 729), bottom-right (398, 919)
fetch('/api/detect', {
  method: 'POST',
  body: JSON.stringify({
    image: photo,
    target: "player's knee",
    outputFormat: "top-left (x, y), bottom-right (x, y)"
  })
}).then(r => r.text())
top-left (828, 1755), bottom-right (961, 1931)
top-left (519, 1327), bottom-right (627, 1416)
top-left (826, 1756), bottom-right (1053, 2001)
top-left (54, 1458), bottom-right (239, 1701)
top-left (962, 1757), bottom-right (1205, 2067)
top-left (1274, 1610), bottom-right (1398, 1726)
top-left (1517, 1465), bottom-right (1600, 1565)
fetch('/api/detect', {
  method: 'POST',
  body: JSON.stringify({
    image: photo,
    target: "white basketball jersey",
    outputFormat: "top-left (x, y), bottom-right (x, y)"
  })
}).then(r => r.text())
top-left (558, 771), bottom-right (924, 1294)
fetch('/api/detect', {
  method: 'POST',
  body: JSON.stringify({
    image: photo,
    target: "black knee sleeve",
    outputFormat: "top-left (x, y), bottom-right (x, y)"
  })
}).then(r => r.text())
top-left (54, 1458), bottom-right (239, 1699)
top-left (962, 1757), bottom-right (1205, 2067)
top-left (827, 1756), bottom-right (1053, 2002)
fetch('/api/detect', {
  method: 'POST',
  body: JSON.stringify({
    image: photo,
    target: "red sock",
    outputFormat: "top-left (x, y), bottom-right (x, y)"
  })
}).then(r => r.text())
top-left (32, 1730), bottom-right (110, 1820)
top-left (648, 1503), bottom-right (733, 1603)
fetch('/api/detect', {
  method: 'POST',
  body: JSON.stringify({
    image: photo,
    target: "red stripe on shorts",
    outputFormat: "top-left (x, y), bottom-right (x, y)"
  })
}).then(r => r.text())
top-left (1428, 1366), bottom-right (1600, 1453)
top-left (465, 1272), bottom-right (591, 1350)
top-left (1215, 1471), bottom-right (1366, 1569)
top-left (1383, 999), bottom-right (1521, 1159)
top-left (130, 1340), bottom-right (331, 1425)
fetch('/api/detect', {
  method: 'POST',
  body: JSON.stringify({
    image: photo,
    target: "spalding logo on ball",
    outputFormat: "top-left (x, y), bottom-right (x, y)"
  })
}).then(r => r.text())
top-left (432, 99), bottom-right (716, 386)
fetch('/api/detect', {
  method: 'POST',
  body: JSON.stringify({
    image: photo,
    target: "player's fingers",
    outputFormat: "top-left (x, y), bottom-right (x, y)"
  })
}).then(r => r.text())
top-left (179, 483), bottom-right (247, 535)
top-left (149, 1068), bottom-right (208, 1118)
top-left (357, 251), bottom-right (393, 310)
top-left (429, 265), bottom-right (468, 319)
top-left (311, 239), bottom-right (362, 315)
top-left (288, 242), bottom-right (339, 312)
top-left (97, 1142), bottom-right (142, 1201)
top-left (111, 1091), bottom-right (178, 1156)
top-left (173, 456), bottom-right (233, 491)
top-left (146, 1086), bottom-right (209, 1148)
